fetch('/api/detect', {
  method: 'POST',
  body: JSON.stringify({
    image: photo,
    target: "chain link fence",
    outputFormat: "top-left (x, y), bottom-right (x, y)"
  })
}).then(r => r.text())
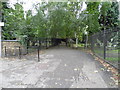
top-left (89, 29), bottom-right (119, 69)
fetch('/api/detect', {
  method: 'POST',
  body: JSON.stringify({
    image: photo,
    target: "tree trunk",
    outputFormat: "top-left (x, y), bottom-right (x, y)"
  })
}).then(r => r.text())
top-left (76, 37), bottom-right (78, 48)
top-left (85, 35), bottom-right (88, 48)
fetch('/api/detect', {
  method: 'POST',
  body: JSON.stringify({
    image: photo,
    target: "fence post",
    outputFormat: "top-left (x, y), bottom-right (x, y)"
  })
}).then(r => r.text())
top-left (18, 46), bottom-right (21, 59)
top-left (38, 39), bottom-right (41, 62)
top-left (46, 38), bottom-right (48, 49)
top-left (103, 30), bottom-right (106, 59)
top-left (26, 46), bottom-right (28, 54)
top-left (48, 38), bottom-right (49, 48)
top-left (38, 46), bottom-right (40, 62)
top-left (4, 46), bottom-right (7, 57)
top-left (26, 40), bottom-right (29, 54)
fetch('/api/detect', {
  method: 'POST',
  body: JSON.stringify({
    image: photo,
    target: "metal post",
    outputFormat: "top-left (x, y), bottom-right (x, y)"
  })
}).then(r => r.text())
top-left (38, 46), bottom-right (40, 62)
top-left (46, 38), bottom-right (47, 49)
top-left (38, 38), bottom-right (40, 62)
top-left (19, 46), bottom-right (21, 59)
top-left (26, 46), bottom-right (28, 54)
top-left (103, 12), bottom-right (106, 59)
top-left (0, 26), bottom-right (1, 58)
top-left (4, 46), bottom-right (6, 57)
top-left (103, 29), bottom-right (106, 59)
top-left (26, 39), bottom-right (29, 54)
top-left (84, 35), bottom-right (86, 49)
top-left (0, 2), bottom-right (2, 58)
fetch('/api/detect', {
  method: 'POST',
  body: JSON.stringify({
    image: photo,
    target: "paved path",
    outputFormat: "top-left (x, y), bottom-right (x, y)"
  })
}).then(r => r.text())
top-left (0, 46), bottom-right (117, 88)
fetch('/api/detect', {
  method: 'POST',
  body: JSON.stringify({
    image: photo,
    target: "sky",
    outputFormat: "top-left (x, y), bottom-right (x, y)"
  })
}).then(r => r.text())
top-left (8, 0), bottom-right (87, 16)
top-left (8, 0), bottom-right (87, 11)
top-left (7, 0), bottom-right (120, 19)
top-left (8, 0), bottom-right (120, 11)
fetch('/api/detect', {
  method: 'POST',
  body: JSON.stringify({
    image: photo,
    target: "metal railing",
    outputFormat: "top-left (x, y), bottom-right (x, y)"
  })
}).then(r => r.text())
top-left (89, 29), bottom-right (119, 69)
top-left (1, 38), bottom-right (54, 61)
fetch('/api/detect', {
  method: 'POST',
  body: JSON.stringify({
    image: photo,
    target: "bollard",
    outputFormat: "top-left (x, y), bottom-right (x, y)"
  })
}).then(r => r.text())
top-left (26, 46), bottom-right (28, 54)
top-left (46, 38), bottom-right (47, 49)
top-left (4, 46), bottom-right (7, 57)
top-left (19, 47), bottom-right (21, 59)
top-left (38, 46), bottom-right (40, 62)
top-left (103, 30), bottom-right (106, 59)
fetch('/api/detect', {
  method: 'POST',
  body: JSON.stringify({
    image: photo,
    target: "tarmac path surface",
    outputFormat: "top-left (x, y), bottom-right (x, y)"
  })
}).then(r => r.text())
top-left (0, 46), bottom-right (117, 88)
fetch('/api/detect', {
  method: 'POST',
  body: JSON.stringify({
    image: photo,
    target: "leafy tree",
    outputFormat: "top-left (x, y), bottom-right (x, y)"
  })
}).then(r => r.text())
top-left (85, 2), bottom-right (100, 35)
top-left (2, 1), bottom-right (119, 48)
top-left (99, 2), bottom-right (119, 30)
top-left (2, 3), bottom-right (24, 40)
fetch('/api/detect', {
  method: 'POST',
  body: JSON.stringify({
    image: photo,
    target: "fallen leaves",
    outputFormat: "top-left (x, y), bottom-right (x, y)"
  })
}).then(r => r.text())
top-left (84, 49), bottom-right (119, 84)
top-left (64, 64), bottom-right (67, 67)
top-left (94, 70), bottom-right (98, 73)
top-left (55, 82), bottom-right (58, 85)
top-left (74, 68), bottom-right (78, 71)
top-left (101, 68), bottom-right (105, 71)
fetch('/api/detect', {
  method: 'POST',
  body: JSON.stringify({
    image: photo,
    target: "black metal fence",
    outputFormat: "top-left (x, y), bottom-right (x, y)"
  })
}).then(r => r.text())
top-left (89, 29), bottom-right (119, 68)
top-left (2, 38), bottom-right (53, 61)
top-left (1, 38), bottom-right (69, 61)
